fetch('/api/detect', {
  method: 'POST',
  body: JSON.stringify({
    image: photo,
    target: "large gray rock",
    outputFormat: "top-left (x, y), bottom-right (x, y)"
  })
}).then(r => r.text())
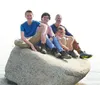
top-left (0, 78), bottom-right (86, 85)
top-left (5, 47), bottom-right (90, 85)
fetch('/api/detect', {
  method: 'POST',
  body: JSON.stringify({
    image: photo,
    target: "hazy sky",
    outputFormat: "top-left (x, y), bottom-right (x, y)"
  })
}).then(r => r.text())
top-left (0, 0), bottom-right (100, 73)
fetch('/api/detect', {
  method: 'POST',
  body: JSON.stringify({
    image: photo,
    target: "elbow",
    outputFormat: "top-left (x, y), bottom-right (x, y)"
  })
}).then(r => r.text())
top-left (21, 36), bottom-right (25, 41)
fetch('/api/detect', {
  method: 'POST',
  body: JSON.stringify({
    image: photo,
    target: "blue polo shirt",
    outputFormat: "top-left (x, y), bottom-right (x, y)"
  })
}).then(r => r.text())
top-left (51, 24), bottom-right (73, 36)
top-left (20, 20), bottom-right (40, 37)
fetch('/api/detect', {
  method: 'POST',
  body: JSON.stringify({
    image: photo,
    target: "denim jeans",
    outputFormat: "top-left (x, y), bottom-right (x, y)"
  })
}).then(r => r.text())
top-left (46, 36), bottom-right (63, 52)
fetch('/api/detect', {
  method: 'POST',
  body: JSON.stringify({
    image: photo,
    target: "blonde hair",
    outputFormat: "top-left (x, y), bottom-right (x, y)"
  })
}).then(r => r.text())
top-left (57, 26), bottom-right (65, 31)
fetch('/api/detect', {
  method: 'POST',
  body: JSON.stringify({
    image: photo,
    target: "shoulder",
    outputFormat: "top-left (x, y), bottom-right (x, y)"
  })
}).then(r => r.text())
top-left (32, 20), bottom-right (40, 24)
top-left (50, 24), bottom-right (55, 27)
top-left (21, 21), bottom-right (27, 25)
top-left (20, 22), bottom-right (27, 31)
top-left (60, 25), bottom-right (68, 31)
top-left (60, 25), bottom-right (67, 29)
top-left (20, 21), bottom-right (27, 27)
top-left (60, 25), bottom-right (65, 28)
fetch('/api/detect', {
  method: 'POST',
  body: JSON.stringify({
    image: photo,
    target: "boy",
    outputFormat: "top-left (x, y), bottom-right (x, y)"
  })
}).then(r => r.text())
top-left (14, 10), bottom-right (47, 54)
top-left (55, 26), bottom-right (78, 58)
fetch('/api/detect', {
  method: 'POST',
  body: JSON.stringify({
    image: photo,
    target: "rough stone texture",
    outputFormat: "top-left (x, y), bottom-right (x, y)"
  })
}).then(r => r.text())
top-left (0, 78), bottom-right (8, 85)
top-left (0, 77), bottom-right (18, 85)
top-left (5, 46), bottom-right (90, 85)
top-left (0, 78), bottom-right (86, 85)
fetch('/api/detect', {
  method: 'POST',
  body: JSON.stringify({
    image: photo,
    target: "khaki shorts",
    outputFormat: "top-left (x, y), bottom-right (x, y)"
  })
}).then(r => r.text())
top-left (14, 31), bottom-right (41, 48)
top-left (59, 37), bottom-right (67, 46)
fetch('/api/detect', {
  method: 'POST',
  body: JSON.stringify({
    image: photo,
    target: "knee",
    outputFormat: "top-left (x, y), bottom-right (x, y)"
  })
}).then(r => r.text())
top-left (60, 37), bottom-right (66, 42)
top-left (62, 37), bottom-right (66, 40)
top-left (52, 36), bottom-right (58, 41)
top-left (69, 36), bottom-right (74, 41)
top-left (38, 23), bottom-right (47, 35)
top-left (40, 23), bottom-right (47, 30)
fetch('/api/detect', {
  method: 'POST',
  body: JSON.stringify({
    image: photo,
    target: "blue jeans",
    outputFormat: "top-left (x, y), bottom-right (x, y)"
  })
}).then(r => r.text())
top-left (46, 36), bottom-right (63, 52)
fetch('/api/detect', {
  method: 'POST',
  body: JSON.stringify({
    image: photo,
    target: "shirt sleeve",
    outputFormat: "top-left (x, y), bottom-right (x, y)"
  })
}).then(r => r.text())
top-left (20, 24), bottom-right (24, 32)
top-left (61, 25), bottom-right (73, 36)
top-left (36, 21), bottom-right (40, 27)
top-left (65, 28), bottom-right (73, 36)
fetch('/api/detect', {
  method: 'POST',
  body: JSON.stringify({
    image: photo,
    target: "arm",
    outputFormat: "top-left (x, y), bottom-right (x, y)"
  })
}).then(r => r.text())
top-left (48, 26), bottom-right (55, 38)
top-left (58, 40), bottom-right (69, 51)
top-left (61, 25), bottom-right (73, 36)
top-left (65, 29), bottom-right (73, 36)
top-left (21, 32), bottom-right (36, 51)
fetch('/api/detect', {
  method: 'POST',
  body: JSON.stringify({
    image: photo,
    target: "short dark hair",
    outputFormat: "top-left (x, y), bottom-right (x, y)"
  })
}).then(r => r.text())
top-left (25, 10), bottom-right (33, 15)
top-left (41, 12), bottom-right (51, 20)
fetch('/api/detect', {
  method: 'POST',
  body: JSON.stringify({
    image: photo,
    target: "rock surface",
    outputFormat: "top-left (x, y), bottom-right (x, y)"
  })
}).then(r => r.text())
top-left (5, 46), bottom-right (90, 85)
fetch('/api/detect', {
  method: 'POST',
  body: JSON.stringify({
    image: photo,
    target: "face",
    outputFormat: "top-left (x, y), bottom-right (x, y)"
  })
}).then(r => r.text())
top-left (55, 15), bottom-right (62, 24)
top-left (41, 16), bottom-right (50, 24)
top-left (57, 29), bottom-right (65, 37)
top-left (25, 12), bottom-right (33, 22)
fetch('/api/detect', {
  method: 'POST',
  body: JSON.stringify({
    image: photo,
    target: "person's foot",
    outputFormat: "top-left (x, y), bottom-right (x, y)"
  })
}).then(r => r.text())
top-left (51, 48), bottom-right (61, 58)
top-left (80, 51), bottom-right (92, 59)
top-left (34, 45), bottom-right (41, 52)
top-left (60, 51), bottom-right (72, 59)
top-left (68, 50), bottom-right (78, 58)
top-left (41, 44), bottom-right (47, 54)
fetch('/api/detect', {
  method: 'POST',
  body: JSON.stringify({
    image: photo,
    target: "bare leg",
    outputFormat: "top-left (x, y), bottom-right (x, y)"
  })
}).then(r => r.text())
top-left (66, 36), bottom-right (74, 51)
top-left (60, 37), bottom-right (67, 46)
top-left (29, 23), bottom-right (47, 44)
top-left (39, 23), bottom-right (48, 44)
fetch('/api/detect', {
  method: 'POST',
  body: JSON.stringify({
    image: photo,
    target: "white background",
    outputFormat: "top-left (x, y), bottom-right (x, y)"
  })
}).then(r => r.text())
top-left (0, 0), bottom-right (100, 79)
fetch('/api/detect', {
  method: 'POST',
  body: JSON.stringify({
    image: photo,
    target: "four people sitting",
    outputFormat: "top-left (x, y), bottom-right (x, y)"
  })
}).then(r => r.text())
top-left (15, 10), bottom-right (92, 59)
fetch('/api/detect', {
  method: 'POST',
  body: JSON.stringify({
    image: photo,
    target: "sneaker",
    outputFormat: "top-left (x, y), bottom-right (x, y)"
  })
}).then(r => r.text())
top-left (80, 51), bottom-right (92, 59)
top-left (41, 44), bottom-right (47, 54)
top-left (68, 50), bottom-right (78, 58)
top-left (34, 45), bottom-right (41, 52)
top-left (60, 51), bottom-right (72, 59)
top-left (51, 48), bottom-right (61, 58)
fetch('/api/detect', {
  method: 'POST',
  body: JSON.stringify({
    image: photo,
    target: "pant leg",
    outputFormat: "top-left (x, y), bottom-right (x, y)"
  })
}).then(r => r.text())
top-left (29, 32), bottom-right (41, 44)
top-left (15, 24), bottom-right (47, 48)
top-left (46, 36), bottom-right (55, 49)
top-left (73, 39), bottom-right (81, 53)
top-left (29, 24), bottom-right (47, 44)
top-left (14, 31), bottom-right (42, 48)
top-left (52, 37), bottom-right (64, 52)
top-left (14, 39), bottom-right (30, 48)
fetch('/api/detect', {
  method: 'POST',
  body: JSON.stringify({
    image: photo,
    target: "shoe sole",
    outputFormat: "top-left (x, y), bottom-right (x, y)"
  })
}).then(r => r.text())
top-left (80, 55), bottom-right (92, 59)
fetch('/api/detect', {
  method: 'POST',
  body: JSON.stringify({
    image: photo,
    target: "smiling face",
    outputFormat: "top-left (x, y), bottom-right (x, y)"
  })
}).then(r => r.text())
top-left (41, 15), bottom-right (50, 24)
top-left (41, 13), bottom-right (50, 24)
top-left (57, 26), bottom-right (65, 37)
top-left (25, 12), bottom-right (33, 22)
top-left (55, 14), bottom-right (62, 24)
